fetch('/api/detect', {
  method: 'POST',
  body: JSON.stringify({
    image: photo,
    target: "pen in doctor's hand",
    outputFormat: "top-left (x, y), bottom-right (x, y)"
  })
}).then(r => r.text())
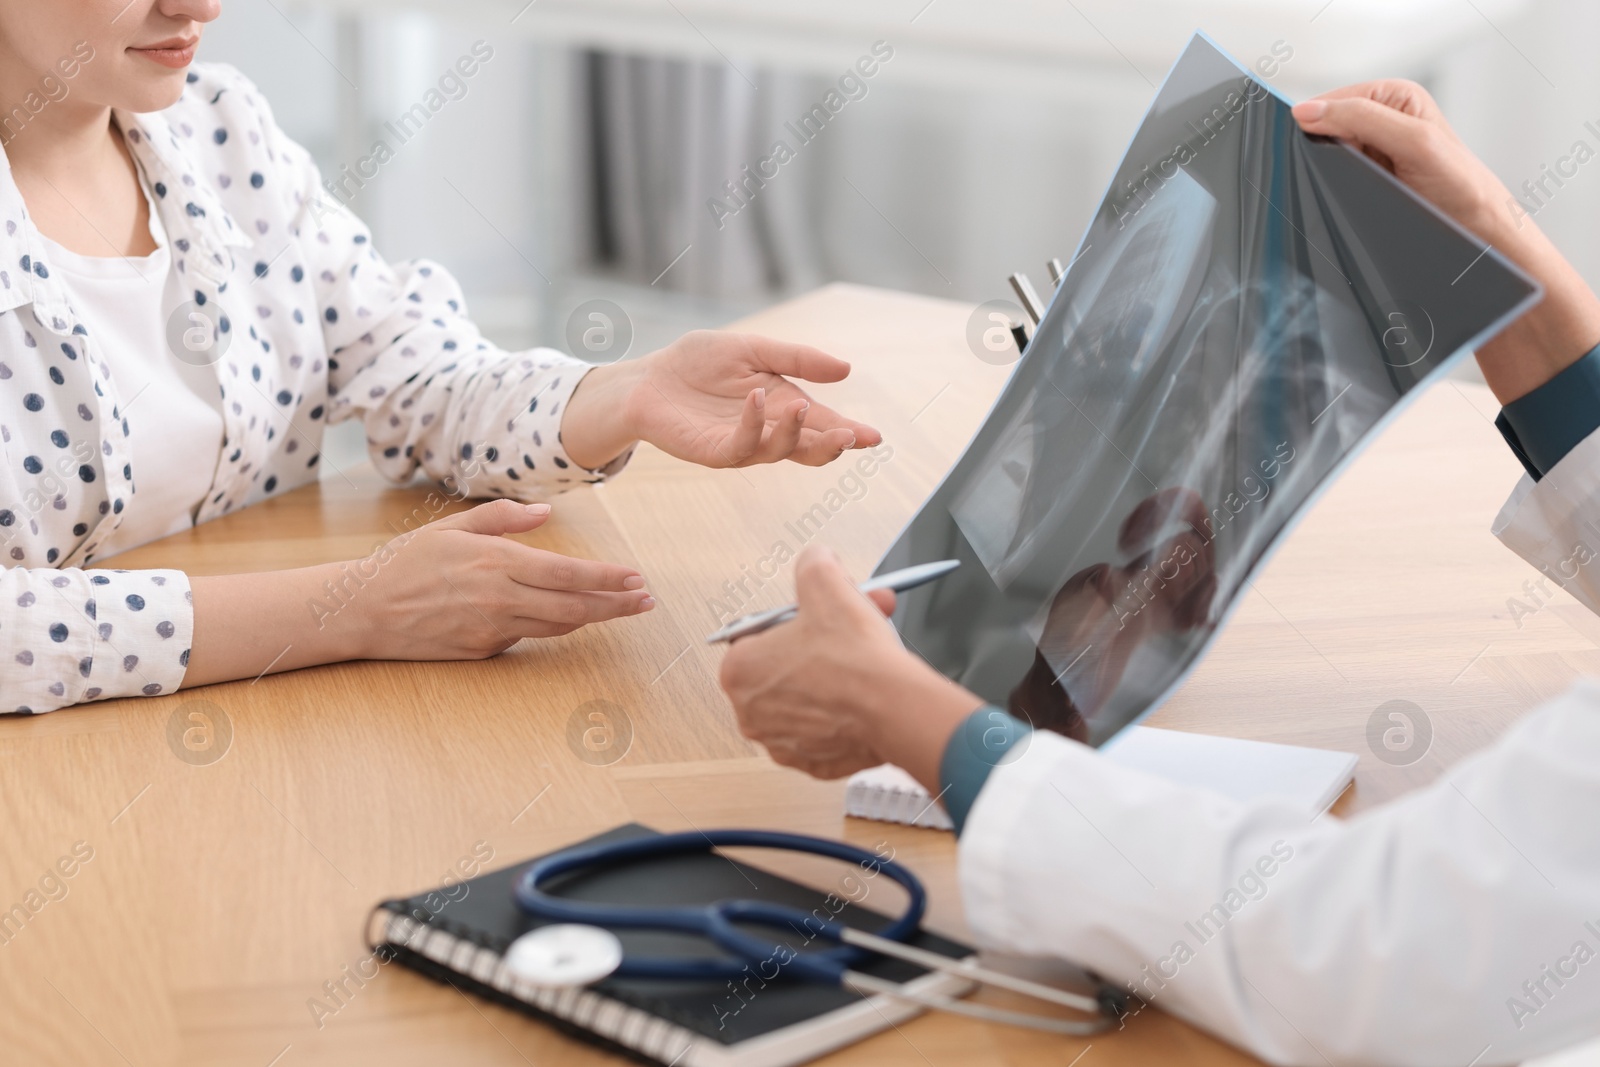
top-left (704, 559), bottom-right (961, 644)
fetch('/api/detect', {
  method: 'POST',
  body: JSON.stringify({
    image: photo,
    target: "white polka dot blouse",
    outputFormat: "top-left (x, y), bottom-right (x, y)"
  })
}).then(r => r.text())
top-left (0, 63), bottom-right (629, 713)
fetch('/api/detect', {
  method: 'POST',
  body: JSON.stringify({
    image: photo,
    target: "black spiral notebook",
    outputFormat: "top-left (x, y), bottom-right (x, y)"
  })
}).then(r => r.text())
top-left (368, 824), bottom-right (976, 1067)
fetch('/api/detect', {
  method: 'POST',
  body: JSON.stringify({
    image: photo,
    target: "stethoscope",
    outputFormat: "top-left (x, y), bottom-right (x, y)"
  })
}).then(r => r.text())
top-left (507, 829), bottom-right (1128, 1035)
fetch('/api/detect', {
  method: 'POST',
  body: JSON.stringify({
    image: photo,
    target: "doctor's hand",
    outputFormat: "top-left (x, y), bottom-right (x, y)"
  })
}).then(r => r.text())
top-left (1292, 82), bottom-right (1515, 246)
top-left (717, 546), bottom-right (983, 791)
top-left (1293, 80), bottom-right (1600, 403)
top-left (559, 331), bottom-right (883, 471)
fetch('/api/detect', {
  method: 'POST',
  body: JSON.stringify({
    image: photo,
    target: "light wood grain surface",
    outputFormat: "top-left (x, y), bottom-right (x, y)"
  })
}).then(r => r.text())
top-left (0, 283), bottom-right (1580, 1067)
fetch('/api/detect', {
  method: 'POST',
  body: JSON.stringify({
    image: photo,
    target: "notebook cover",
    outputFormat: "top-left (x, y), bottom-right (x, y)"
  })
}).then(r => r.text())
top-left (1099, 726), bottom-right (1357, 814)
top-left (372, 823), bottom-right (972, 1064)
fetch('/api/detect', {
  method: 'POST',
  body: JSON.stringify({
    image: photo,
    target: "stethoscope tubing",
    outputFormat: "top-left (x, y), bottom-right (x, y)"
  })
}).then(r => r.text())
top-left (512, 829), bottom-right (928, 984)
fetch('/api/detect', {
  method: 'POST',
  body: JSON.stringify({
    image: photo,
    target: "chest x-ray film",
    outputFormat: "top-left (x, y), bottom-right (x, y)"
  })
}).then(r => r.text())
top-left (877, 33), bottom-right (1541, 748)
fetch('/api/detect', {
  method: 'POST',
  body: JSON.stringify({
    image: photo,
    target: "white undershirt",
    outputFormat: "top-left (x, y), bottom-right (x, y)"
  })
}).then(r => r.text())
top-left (39, 187), bottom-right (224, 558)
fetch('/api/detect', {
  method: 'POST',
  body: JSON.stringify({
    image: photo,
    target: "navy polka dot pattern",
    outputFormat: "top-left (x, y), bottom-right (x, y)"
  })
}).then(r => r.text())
top-left (0, 567), bottom-right (188, 711)
top-left (0, 63), bottom-right (625, 713)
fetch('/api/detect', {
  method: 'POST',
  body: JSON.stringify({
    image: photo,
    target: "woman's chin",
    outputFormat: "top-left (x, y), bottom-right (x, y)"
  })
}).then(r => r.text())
top-left (110, 64), bottom-right (194, 113)
top-left (121, 85), bottom-right (190, 114)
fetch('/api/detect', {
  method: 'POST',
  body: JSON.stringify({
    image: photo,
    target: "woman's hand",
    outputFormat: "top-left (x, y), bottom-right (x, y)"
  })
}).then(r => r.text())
top-left (1293, 81), bottom-right (1600, 403)
top-left (347, 499), bottom-right (654, 660)
top-left (560, 331), bottom-right (884, 471)
top-left (185, 499), bottom-right (654, 687)
top-left (717, 546), bottom-right (981, 789)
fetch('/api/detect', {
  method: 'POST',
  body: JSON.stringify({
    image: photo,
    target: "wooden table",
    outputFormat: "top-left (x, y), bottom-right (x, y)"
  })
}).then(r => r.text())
top-left (2, 284), bottom-right (1586, 1067)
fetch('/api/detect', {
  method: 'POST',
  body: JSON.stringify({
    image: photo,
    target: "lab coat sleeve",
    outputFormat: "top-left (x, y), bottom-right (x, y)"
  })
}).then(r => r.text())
top-left (958, 680), bottom-right (1600, 1066)
top-left (1493, 424), bottom-right (1600, 616)
top-left (0, 564), bottom-right (193, 713)
top-left (232, 65), bottom-right (630, 501)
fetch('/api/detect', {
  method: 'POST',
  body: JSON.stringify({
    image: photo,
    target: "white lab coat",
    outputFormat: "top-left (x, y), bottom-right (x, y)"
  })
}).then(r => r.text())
top-left (959, 440), bottom-right (1600, 1066)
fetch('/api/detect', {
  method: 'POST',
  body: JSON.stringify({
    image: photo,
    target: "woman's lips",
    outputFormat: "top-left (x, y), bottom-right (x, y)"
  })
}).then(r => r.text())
top-left (129, 39), bottom-right (198, 69)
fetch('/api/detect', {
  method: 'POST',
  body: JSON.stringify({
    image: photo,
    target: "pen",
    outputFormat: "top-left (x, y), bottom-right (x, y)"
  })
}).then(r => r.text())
top-left (1008, 272), bottom-right (1046, 325)
top-left (704, 559), bottom-right (961, 644)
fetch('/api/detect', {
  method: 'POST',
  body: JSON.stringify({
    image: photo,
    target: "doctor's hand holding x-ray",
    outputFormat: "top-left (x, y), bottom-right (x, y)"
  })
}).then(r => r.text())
top-left (720, 82), bottom-right (1600, 1066)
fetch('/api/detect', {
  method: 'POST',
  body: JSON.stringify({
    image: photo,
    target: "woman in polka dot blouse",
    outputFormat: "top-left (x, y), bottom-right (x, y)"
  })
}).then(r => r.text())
top-left (0, 1), bottom-right (883, 712)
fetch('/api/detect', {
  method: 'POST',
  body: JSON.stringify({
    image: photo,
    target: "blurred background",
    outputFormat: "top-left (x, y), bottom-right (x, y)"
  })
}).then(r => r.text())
top-left (198, 0), bottom-right (1600, 468)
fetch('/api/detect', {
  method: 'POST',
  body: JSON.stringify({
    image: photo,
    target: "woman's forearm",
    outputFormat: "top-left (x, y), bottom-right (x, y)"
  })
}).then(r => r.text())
top-left (184, 562), bottom-right (370, 687)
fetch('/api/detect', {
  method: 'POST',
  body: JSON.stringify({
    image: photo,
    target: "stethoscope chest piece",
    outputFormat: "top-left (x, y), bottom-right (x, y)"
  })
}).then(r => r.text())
top-left (505, 924), bottom-right (624, 987)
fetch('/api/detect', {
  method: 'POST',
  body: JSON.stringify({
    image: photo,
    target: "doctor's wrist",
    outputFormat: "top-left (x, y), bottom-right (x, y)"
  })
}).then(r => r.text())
top-left (1472, 226), bottom-right (1600, 404)
top-left (859, 660), bottom-right (985, 796)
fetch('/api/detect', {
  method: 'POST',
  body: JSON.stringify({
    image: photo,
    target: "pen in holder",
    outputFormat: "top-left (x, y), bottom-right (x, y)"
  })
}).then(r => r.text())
top-left (1006, 256), bottom-right (1068, 356)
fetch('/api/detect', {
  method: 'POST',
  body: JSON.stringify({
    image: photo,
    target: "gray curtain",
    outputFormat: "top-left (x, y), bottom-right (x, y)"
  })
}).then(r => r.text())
top-left (575, 50), bottom-right (835, 299)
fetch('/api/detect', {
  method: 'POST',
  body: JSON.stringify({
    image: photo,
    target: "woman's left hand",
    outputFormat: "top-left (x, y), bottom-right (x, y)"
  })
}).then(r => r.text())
top-left (560, 330), bottom-right (883, 470)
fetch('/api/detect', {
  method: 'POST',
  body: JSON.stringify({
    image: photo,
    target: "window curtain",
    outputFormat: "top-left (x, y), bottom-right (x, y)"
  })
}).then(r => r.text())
top-left (575, 49), bottom-right (834, 299)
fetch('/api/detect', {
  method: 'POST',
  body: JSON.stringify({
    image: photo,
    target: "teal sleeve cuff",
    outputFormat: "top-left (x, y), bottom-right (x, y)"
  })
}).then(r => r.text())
top-left (939, 706), bottom-right (1032, 835)
top-left (1496, 342), bottom-right (1600, 481)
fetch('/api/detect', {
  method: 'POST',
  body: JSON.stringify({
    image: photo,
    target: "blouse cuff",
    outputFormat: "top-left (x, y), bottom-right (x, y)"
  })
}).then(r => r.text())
top-left (454, 357), bottom-right (634, 501)
top-left (4, 567), bottom-right (193, 713)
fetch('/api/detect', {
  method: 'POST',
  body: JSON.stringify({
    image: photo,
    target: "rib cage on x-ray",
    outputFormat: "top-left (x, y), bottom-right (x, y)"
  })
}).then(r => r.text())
top-left (879, 34), bottom-right (1540, 748)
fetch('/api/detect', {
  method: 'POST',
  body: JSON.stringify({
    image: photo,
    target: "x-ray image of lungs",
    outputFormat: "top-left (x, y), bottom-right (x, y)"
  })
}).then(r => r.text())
top-left (950, 168), bottom-right (1217, 591)
top-left (878, 33), bottom-right (1541, 749)
top-left (1005, 487), bottom-right (1221, 741)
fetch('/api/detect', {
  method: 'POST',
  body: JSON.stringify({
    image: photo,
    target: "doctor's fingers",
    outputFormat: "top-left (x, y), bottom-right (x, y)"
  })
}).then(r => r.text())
top-left (502, 544), bottom-right (646, 593)
top-left (1298, 96), bottom-right (1515, 241)
top-left (718, 633), bottom-right (829, 720)
top-left (759, 734), bottom-right (877, 780)
top-left (1308, 79), bottom-right (1444, 122)
top-left (1293, 93), bottom-right (1461, 176)
top-left (719, 631), bottom-right (786, 701)
top-left (794, 546), bottom-right (881, 621)
top-left (725, 665), bottom-right (882, 770)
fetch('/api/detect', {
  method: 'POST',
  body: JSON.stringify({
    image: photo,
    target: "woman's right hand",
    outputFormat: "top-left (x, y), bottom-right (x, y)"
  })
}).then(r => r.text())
top-left (1295, 80), bottom-right (1600, 404)
top-left (184, 499), bottom-right (654, 689)
top-left (347, 499), bottom-right (654, 661)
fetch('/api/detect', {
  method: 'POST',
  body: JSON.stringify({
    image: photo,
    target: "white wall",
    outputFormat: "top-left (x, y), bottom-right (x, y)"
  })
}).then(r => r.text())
top-left (200, 0), bottom-right (1597, 351)
top-left (1437, 0), bottom-right (1600, 287)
